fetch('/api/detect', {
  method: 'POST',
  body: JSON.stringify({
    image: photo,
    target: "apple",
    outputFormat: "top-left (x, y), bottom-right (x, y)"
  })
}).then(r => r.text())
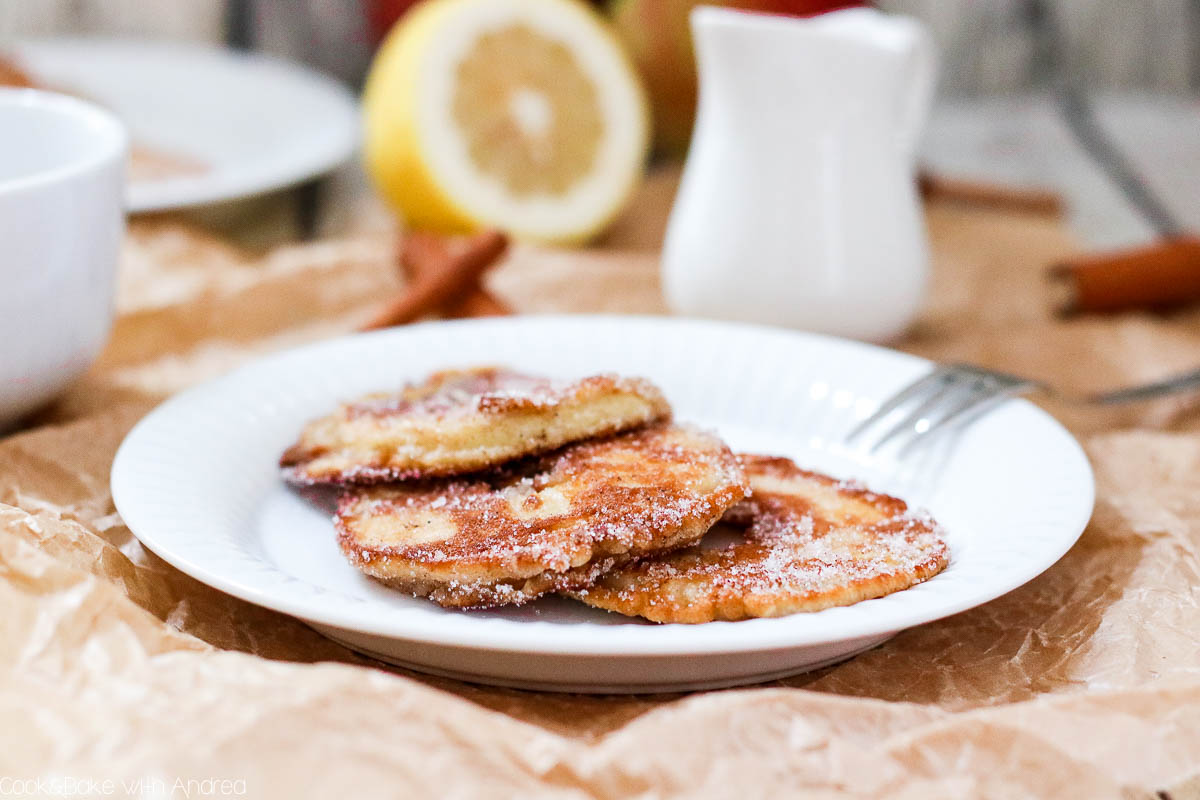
top-left (610, 0), bottom-right (864, 155)
top-left (367, 0), bottom-right (424, 44)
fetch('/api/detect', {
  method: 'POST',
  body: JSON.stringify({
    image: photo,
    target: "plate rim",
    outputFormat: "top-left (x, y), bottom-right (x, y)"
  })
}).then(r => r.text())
top-left (111, 314), bottom-right (1095, 657)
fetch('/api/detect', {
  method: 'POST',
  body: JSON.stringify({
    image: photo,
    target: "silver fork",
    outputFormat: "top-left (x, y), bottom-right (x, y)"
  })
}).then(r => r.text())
top-left (845, 363), bottom-right (1200, 456)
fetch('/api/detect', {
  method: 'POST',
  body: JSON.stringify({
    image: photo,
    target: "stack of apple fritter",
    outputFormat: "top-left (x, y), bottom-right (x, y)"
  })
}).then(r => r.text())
top-left (282, 367), bottom-right (948, 622)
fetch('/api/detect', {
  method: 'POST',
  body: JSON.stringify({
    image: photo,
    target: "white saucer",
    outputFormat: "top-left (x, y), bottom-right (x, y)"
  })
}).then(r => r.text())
top-left (111, 316), bottom-right (1094, 692)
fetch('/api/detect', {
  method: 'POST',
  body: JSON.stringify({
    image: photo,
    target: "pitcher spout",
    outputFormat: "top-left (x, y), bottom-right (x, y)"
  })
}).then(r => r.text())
top-left (690, 6), bottom-right (936, 155)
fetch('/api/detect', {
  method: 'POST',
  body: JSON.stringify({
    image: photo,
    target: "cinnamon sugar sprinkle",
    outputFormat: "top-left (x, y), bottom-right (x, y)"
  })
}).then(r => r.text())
top-left (345, 367), bottom-right (557, 418)
top-left (346, 367), bottom-right (659, 419)
top-left (335, 424), bottom-right (749, 607)
top-left (573, 455), bottom-right (949, 622)
top-left (281, 366), bottom-right (672, 485)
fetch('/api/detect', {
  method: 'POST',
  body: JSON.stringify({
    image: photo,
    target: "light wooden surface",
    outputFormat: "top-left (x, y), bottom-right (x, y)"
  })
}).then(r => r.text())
top-left (922, 93), bottom-right (1200, 248)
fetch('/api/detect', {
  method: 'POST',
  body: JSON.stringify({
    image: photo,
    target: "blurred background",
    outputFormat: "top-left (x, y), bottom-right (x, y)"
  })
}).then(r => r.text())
top-left (6, 0), bottom-right (1199, 92)
top-left (2, 0), bottom-right (1199, 249)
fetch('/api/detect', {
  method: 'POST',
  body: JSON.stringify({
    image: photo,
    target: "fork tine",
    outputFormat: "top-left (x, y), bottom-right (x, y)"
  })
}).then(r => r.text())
top-left (844, 365), bottom-right (956, 443)
top-left (896, 377), bottom-right (1035, 457)
top-left (894, 380), bottom-right (999, 456)
top-left (866, 376), bottom-right (967, 453)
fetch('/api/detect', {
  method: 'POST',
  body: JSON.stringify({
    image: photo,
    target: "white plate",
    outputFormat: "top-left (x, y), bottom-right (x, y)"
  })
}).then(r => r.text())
top-left (111, 316), bottom-right (1094, 692)
top-left (10, 39), bottom-right (359, 212)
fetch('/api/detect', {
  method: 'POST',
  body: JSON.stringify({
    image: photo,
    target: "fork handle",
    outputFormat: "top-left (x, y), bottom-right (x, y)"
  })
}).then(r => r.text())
top-left (1085, 368), bottom-right (1200, 405)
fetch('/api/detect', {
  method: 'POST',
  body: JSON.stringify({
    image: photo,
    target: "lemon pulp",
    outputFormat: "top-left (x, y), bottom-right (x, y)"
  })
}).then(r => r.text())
top-left (452, 24), bottom-right (604, 198)
top-left (363, 0), bottom-right (648, 244)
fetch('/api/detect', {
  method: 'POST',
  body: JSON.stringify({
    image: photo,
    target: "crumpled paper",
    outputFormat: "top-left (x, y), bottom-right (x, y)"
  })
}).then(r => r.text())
top-left (2, 177), bottom-right (1199, 798)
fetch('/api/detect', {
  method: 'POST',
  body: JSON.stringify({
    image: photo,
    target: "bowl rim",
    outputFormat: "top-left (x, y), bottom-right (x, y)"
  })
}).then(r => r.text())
top-left (0, 87), bottom-right (128, 195)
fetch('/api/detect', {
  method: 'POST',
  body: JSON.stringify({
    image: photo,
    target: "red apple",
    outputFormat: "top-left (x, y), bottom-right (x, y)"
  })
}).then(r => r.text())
top-left (367, 0), bottom-right (424, 44)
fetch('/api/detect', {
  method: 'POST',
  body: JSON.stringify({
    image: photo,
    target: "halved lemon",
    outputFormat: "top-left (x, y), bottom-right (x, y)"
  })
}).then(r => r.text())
top-left (363, 0), bottom-right (650, 244)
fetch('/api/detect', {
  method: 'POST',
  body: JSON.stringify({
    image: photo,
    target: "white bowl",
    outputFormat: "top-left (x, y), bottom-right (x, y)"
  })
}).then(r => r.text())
top-left (0, 88), bottom-right (127, 426)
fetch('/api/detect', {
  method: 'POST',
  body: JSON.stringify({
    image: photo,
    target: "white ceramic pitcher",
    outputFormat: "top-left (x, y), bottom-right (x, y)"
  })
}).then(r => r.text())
top-left (662, 6), bottom-right (936, 342)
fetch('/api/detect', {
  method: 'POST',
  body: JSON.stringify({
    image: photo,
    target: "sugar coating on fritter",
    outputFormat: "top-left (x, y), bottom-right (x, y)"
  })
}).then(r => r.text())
top-left (335, 424), bottom-right (749, 608)
top-left (572, 455), bottom-right (949, 623)
top-left (281, 367), bottom-right (672, 484)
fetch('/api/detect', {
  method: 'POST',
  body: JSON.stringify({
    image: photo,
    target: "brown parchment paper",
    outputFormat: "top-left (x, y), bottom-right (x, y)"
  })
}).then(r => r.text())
top-left (2, 169), bottom-right (1200, 799)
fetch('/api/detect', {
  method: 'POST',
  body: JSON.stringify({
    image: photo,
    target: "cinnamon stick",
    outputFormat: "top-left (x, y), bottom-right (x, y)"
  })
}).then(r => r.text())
top-left (399, 231), bottom-right (512, 319)
top-left (399, 231), bottom-right (452, 277)
top-left (1051, 236), bottom-right (1200, 315)
top-left (0, 56), bottom-right (36, 88)
top-left (448, 290), bottom-right (512, 317)
top-left (362, 230), bottom-right (509, 330)
top-left (919, 172), bottom-right (1063, 217)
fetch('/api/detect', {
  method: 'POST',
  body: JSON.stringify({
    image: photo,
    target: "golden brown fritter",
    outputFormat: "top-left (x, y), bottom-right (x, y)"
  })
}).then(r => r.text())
top-left (281, 367), bottom-right (671, 485)
top-left (335, 424), bottom-right (748, 608)
top-left (571, 455), bottom-right (949, 623)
